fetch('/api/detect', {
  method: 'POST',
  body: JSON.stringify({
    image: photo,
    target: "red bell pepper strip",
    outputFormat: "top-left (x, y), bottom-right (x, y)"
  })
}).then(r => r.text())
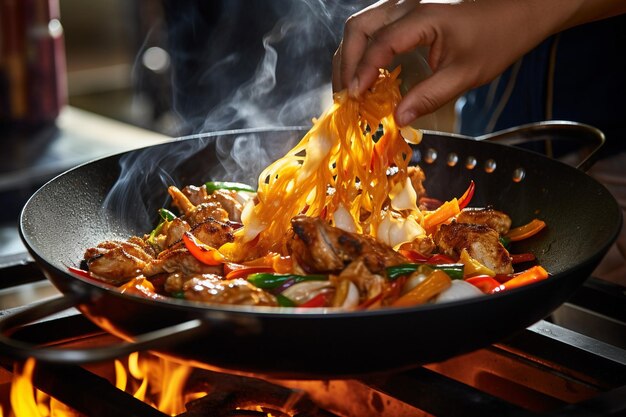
top-left (465, 275), bottom-right (501, 293)
top-left (457, 180), bottom-right (475, 210)
top-left (511, 253), bottom-right (536, 264)
top-left (299, 292), bottom-right (331, 307)
top-left (427, 253), bottom-right (458, 264)
top-left (68, 266), bottom-right (91, 279)
top-left (505, 219), bottom-right (546, 242)
top-left (67, 266), bottom-right (114, 287)
top-left (183, 232), bottom-right (224, 265)
top-left (490, 265), bottom-right (549, 293)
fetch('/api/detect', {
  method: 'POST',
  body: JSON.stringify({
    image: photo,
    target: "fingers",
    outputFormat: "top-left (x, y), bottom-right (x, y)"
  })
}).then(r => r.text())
top-left (337, 3), bottom-right (438, 98)
top-left (351, 10), bottom-right (437, 97)
top-left (395, 68), bottom-right (466, 126)
top-left (332, 42), bottom-right (343, 93)
top-left (338, 8), bottom-right (387, 94)
top-left (335, 1), bottom-right (416, 94)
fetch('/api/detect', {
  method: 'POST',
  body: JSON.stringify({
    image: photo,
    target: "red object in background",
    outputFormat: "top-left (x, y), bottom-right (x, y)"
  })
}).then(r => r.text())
top-left (0, 0), bottom-right (67, 124)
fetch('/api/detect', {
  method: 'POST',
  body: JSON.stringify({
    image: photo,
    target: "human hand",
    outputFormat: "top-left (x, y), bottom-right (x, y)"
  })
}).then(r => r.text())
top-left (332, 0), bottom-right (557, 126)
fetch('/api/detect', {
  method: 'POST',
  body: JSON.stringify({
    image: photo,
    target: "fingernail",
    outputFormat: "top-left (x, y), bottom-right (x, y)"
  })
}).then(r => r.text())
top-left (396, 110), bottom-right (416, 127)
top-left (348, 77), bottom-right (359, 98)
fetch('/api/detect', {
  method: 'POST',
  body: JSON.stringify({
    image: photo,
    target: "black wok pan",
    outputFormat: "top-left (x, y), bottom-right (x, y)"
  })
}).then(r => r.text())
top-left (2, 121), bottom-right (621, 378)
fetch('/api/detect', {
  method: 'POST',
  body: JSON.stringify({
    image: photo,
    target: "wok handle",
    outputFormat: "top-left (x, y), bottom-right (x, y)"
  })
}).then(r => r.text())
top-left (0, 295), bottom-right (207, 364)
top-left (476, 120), bottom-right (605, 172)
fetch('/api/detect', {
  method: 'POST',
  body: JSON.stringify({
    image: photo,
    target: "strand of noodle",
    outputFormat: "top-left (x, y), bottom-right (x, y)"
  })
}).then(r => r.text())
top-left (232, 69), bottom-right (410, 259)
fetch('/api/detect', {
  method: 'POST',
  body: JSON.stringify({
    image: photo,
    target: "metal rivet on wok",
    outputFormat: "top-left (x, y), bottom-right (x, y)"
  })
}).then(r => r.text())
top-left (465, 156), bottom-right (477, 170)
top-left (447, 153), bottom-right (459, 167)
top-left (512, 167), bottom-right (526, 182)
top-left (424, 148), bottom-right (437, 163)
top-left (484, 158), bottom-right (497, 173)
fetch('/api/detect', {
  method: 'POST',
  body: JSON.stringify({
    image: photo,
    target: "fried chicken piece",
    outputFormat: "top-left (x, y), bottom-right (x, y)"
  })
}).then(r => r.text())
top-left (180, 275), bottom-right (277, 306)
top-left (160, 217), bottom-right (191, 249)
top-left (182, 185), bottom-right (244, 222)
top-left (190, 218), bottom-right (235, 248)
top-left (84, 240), bottom-right (153, 284)
top-left (182, 184), bottom-right (209, 205)
top-left (128, 236), bottom-right (158, 258)
top-left (289, 215), bottom-right (407, 274)
top-left (168, 185), bottom-right (195, 215)
top-left (159, 217), bottom-right (234, 263)
top-left (434, 222), bottom-right (513, 274)
top-left (338, 260), bottom-right (385, 301)
top-left (169, 186), bottom-right (229, 226)
top-left (185, 202), bottom-right (229, 226)
top-left (208, 189), bottom-right (244, 222)
top-left (398, 236), bottom-right (436, 257)
top-left (456, 207), bottom-right (512, 235)
top-left (142, 248), bottom-right (222, 276)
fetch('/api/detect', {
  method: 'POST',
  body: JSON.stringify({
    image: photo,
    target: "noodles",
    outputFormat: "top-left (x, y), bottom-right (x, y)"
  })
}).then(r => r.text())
top-left (227, 68), bottom-right (422, 260)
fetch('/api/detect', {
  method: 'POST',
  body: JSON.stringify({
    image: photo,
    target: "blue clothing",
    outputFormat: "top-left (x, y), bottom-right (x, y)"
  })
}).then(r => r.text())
top-left (458, 14), bottom-right (626, 158)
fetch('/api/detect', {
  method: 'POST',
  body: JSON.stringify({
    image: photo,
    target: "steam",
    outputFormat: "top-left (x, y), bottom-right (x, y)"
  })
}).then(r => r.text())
top-left (102, 1), bottom-right (367, 231)
top-left (193, 0), bottom-right (361, 132)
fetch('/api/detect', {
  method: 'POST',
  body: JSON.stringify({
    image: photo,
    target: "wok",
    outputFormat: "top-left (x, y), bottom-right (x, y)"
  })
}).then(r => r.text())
top-left (1, 121), bottom-right (621, 378)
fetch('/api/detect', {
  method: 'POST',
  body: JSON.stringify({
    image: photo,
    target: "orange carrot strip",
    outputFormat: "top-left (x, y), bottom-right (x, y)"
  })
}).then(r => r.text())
top-left (423, 198), bottom-right (460, 235)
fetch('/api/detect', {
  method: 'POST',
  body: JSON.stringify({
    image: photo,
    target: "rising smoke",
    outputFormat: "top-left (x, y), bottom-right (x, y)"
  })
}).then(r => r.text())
top-left (102, 1), bottom-right (371, 232)
top-left (163, 0), bottom-right (367, 134)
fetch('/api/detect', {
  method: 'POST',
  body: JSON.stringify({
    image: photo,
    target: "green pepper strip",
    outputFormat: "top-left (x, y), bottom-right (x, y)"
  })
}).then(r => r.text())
top-left (148, 208), bottom-right (177, 244)
top-left (499, 236), bottom-right (511, 249)
top-left (205, 181), bottom-right (255, 193)
top-left (275, 294), bottom-right (297, 307)
top-left (386, 263), bottom-right (465, 281)
top-left (247, 273), bottom-right (327, 289)
top-left (159, 208), bottom-right (176, 221)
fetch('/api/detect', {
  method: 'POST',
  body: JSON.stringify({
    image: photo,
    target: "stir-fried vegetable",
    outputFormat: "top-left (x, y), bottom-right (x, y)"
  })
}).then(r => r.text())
top-left (147, 208), bottom-right (177, 244)
top-left (392, 270), bottom-right (452, 307)
top-left (247, 273), bottom-right (327, 290)
top-left (423, 198), bottom-right (460, 235)
top-left (465, 275), bottom-right (501, 293)
top-left (182, 232), bottom-right (224, 265)
top-left (457, 180), bottom-right (475, 210)
top-left (386, 263), bottom-right (464, 281)
top-left (205, 181), bottom-right (255, 193)
top-left (435, 280), bottom-right (484, 303)
top-left (511, 253), bottom-right (536, 264)
top-left (491, 266), bottom-right (549, 293)
top-left (505, 219), bottom-right (546, 242)
top-left (459, 249), bottom-right (496, 277)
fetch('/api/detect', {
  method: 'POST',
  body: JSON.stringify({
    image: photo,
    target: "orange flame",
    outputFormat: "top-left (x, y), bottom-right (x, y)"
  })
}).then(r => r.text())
top-left (4, 358), bottom-right (77, 417)
top-left (3, 354), bottom-right (207, 417)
